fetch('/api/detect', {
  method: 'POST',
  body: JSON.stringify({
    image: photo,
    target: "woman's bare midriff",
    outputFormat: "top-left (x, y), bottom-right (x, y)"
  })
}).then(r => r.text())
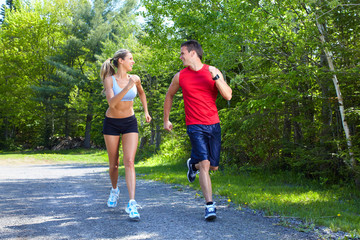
top-left (105, 101), bottom-right (134, 118)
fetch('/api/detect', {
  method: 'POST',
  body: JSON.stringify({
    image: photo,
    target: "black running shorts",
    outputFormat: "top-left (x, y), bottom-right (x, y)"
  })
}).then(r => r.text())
top-left (102, 115), bottom-right (138, 135)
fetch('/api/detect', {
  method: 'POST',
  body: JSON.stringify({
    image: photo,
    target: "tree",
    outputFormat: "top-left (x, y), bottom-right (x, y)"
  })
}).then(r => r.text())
top-left (139, 0), bottom-right (360, 184)
top-left (45, 0), bottom-right (140, 148)
top-left (0, 0), bottom-right (68, 148)
top-left (0, 0), bottom-right (16, 24)
top-left (309, 1), bottom-right (359, 172)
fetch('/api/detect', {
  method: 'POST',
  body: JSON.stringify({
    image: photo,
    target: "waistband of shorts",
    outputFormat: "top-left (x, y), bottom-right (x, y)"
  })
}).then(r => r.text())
top-left (104, 115), bottom-right (136, 120)
top-left (187, 122), bottom-right (220, 128)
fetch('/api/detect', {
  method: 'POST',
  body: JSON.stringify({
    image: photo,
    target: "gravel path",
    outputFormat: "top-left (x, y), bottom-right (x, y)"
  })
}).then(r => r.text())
top-left (0, 164), bottom-right (323, 239)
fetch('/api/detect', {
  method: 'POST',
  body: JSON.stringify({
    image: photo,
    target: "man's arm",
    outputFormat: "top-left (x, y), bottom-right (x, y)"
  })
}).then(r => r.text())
top-left (163, 72), bottom-right (180, 132)
top-left (209, 66), bottom-right (232, 101)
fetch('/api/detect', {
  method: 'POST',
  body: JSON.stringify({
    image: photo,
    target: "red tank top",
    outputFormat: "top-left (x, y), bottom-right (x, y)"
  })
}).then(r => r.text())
top-left (179, 64), bottom-right (219, 125)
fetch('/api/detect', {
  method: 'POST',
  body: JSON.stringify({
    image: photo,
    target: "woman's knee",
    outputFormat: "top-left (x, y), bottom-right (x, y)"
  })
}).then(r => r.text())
top-left (109, 163), bottom-right (119, 172)
top-left (123, 158), bottom-right (135, 168)
top-left (108, 156), bottom-right (119, 170)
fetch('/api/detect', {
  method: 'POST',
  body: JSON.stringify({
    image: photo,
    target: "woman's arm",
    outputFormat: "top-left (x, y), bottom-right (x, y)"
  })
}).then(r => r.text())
top-left (134, 75), bottom-right (152, 123)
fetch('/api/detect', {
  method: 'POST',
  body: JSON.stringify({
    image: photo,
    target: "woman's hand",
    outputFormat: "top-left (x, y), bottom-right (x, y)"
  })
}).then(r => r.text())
top-left (145, 112), bottom-right (152, 123)
top-left (128, 75), bottom-right (140, 87)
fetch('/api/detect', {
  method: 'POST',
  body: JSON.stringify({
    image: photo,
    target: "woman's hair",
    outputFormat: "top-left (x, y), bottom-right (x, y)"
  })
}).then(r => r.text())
top-left (100, 49), bottom-right (130, 82)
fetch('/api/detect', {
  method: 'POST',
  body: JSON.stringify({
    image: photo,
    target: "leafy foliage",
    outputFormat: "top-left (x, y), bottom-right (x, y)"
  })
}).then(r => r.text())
top-left (139, 0), bottom-right (360, 185)
top-left (0, 0), bottom-right (359, 186)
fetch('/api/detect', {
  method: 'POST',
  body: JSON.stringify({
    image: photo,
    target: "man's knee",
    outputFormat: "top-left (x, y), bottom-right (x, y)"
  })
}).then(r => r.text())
top-left (198, 160), bottom-right (213, 173)
top-left (198, 160), bottom-right (218, 171)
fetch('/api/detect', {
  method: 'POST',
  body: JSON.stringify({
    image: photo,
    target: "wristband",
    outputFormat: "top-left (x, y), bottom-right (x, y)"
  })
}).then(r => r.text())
top-left (212, 74), bottom-right (220, 81)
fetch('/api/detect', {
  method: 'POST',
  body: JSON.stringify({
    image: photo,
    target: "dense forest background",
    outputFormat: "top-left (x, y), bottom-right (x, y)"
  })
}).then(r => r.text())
top-left (0, 0), bottom-right (359, 186)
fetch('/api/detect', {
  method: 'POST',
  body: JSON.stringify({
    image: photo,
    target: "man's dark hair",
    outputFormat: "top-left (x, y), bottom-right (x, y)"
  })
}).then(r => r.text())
top-left (181, 40), bottom-right (204, 60)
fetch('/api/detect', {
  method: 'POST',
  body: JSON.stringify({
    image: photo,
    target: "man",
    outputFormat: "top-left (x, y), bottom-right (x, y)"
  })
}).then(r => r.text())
top-left (163, 40), bottom-right (232, 220)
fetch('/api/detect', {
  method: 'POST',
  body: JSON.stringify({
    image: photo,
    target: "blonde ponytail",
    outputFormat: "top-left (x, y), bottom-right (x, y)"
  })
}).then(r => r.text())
top-left (100, 58), bottom-right (116, 82)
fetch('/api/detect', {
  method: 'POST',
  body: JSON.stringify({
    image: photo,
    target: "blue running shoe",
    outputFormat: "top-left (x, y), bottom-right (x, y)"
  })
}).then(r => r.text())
top-left (187, 158), bottom-right (199, 183)
top-left (205, 202), bottom-right (217, 221)
top-left (107, 187), bottom-right (119, 208)
top-left (125, 200), bottom-right (141, 221)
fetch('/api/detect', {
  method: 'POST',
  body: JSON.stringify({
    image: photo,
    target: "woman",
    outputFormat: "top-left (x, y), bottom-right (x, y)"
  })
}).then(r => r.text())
top-left (100, 49), bottom-right (151, 221)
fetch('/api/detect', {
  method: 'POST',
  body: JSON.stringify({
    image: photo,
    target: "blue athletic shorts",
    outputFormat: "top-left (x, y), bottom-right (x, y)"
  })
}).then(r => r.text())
top-left (186, 123), bottom-right (221, 167)
top-left (102, 115), bottom-right (138, 135)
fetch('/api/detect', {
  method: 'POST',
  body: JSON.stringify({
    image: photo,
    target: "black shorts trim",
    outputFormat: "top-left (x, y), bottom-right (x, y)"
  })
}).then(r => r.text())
top-left (102, 115), bottom-right (138, 135)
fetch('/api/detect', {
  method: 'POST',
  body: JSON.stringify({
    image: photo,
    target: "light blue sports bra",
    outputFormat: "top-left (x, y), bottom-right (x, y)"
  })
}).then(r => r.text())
top-left (112, 76), bottom-right (137, 101)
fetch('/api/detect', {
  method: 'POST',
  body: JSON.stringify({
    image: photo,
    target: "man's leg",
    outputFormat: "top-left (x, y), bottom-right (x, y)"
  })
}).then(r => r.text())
top-left (197, 160), bottom-right (212, 203)
top-left (197, 160), bottom-right (217, 220)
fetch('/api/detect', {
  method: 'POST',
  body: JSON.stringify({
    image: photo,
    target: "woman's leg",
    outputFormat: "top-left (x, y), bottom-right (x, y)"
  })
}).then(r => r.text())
top-left (122, 132), bottom-right (138, 199)
top-left (104, 134), bottom-right (121, 189)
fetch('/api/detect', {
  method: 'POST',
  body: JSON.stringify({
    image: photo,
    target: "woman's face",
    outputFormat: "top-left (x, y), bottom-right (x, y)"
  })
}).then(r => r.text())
top-left (120, 52), bottom-right (135, 71)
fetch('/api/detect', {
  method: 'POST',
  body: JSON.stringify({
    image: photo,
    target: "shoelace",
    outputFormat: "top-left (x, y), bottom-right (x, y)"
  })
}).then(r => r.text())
top-left (207, 206), bottom-right (215, 211)
top-left (129, 203), bottom-right (142, 212)
top-left (206, 202), bottom-right (216, 211)
top-left (109, 191), bottom-right (119, 201)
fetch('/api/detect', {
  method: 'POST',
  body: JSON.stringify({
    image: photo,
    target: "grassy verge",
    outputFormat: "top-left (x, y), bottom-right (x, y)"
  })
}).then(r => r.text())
top-left (129, 147), bottom-right (360, 238)
top-left (1, 148), bottom-right (359, 237)
top-left (0, 149), bottom-right (108, 165)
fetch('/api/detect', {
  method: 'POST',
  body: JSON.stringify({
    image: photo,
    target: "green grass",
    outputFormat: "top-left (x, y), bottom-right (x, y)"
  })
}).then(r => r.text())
top-left (130, 149), bottom-right (360, 237)
top-left (1, 148), bottom-right (359, 237)
top-left (0, 149), bottom-right (108, 164)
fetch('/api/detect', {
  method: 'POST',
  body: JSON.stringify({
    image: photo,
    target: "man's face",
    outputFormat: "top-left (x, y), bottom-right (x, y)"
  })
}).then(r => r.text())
top-left (179, 46), bottom-right (192, 66)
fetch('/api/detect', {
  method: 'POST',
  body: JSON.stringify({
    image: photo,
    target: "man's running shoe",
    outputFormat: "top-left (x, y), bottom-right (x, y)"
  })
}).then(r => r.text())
top-left (107, 187), bottom-right (119, 208)
top-left (205, 202), bottom-right (217, 221)
top-left (187, 158), bottom-right (199, 183)
top-left (125, 200), bottom-right (141, 221)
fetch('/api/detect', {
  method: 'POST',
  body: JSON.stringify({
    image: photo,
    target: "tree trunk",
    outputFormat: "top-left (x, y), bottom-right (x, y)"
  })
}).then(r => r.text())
top-left (139, 136), bottom-right (147, 149)
top-left (84, 113), bottom-right (93, 149)
top-left (317, 53), bottom-right (334, 146)
top-left (65, 108), bottom-right (70, 138)
top-left (283, 105), bottom-right (292, 143)
top-left (4, 117), bottom-right (9, 142)
top-left (44, 112), bottom-right (52, 149)
top-left (292, 101), bottom-right (302, 144)
top-left (155, 124), bottom-right (161, 151)
top-left (150, 123), bottom-right (155, 145)
top-left (282, 104), bottom-right (292, 159)
top-left (315, 19), bottom-right (356, 168)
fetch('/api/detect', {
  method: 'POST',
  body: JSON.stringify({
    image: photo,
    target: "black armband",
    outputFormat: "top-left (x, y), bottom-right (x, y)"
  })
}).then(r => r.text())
top-left (212, 74), bottom-right (220, 81)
